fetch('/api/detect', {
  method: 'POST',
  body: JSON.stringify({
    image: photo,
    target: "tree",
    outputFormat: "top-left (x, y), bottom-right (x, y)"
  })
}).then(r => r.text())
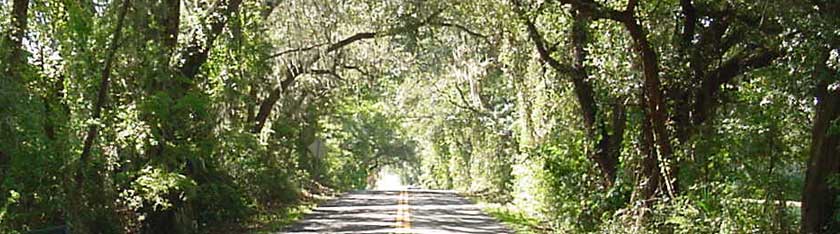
top-left (514, 0), bottom-right (626, 187)
top-left (801, 2), bottom-right (840, 233)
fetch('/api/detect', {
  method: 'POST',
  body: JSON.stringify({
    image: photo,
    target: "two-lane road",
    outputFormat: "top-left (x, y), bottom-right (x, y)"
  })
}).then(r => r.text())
top-left (280, 189), bottom-right (513, 234)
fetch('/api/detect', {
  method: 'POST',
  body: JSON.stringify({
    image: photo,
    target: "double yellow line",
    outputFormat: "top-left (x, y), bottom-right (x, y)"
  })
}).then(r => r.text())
top-left (394, 189), bottom-right (412, 231)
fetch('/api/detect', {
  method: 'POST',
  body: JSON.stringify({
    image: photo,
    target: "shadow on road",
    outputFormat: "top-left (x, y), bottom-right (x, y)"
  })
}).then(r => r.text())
top-left (279, 190), bottom-right (511, 234)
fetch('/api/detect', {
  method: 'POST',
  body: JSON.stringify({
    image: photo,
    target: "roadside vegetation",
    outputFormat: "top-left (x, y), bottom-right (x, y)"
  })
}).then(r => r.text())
top-left (1, 0), bottom-right (838, 233)
top-left (480, 203), bottom-right (550, 234)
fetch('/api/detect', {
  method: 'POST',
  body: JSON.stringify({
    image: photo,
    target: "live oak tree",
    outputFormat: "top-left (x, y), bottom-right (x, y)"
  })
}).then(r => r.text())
top-left (0, 0), bottom-right (836, 233)
top-left (800, 1), bottom-right (840, 233)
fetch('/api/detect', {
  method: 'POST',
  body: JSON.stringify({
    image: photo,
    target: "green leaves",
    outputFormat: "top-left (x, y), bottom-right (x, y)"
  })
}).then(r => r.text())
top-left (0, 0), bottom-right (833, 232)
top-left (829, 118), bottom-right (840, 136)
top-left (128, 166), bottom-right (197, 212)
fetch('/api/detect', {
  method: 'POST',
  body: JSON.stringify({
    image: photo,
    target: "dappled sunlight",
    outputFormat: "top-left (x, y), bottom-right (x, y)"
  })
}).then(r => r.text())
top-left (4, 0), bottom-right (823, 231)
top-left (280, 190), bottom-right (512, 234)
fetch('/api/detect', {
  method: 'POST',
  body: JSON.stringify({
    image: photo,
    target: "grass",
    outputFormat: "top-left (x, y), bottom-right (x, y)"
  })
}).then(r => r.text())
top-left (248, 201), bottom-right (319, 233)
top-left (205, 194), bottom-right (330, 233)
top-left (479, 203), bottom-right (552, 234)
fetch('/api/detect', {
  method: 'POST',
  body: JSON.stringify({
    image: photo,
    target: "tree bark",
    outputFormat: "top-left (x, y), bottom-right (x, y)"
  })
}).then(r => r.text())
top-left (569, 9), bottom-right (622, 186)
top-left (0, 0), bottom-right (30, 199)
top-left (252, 86), bottom-right (283, 133)
top-left (5, 0), bottom-right (29, 77)
top-left (801, 47), bottom-right (840, 234)
top-left (160, 0), bottom-right (180, 51)
top-left (638, 91), bottom-right (662, 205)
top-left (251, 31), bottom-right (386, 133)
top-left (691, 49), bottom-right (780, 131)
top-left (553, 0), bottom-right (676, 197)
top-left (615, 3), bottom-right (677, 197)
top-left (179, 0), bottom-right (243, 79)
top-left (78, 0), bottom-right (131, 186)
top-left (679, 0), bottom-right (696, 49)
top-left (514, 1), bottom-right (625, 186)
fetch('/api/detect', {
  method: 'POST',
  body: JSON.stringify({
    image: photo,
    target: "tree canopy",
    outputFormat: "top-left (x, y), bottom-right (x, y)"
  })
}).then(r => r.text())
top-left (1, 0), bottom-right (838, 233)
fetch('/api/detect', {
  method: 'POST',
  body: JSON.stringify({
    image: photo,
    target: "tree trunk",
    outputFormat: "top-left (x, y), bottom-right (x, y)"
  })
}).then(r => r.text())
top-left (5, 0), bottom-right (29, 76)
top-left (3, 0), bottom-right (29, 85)
top-left (515, 2), bottom-right (625, 186)
top-left (617, 9), bottom-right (678, 197)
top-left (252, 87), bottom-right (283, 133)
top-left (801, 48), bottom-right (840, 234)
top-left (569, 10), bottom-right (622, 186)
top-left (160, 0), bottom-right (180, 51)
top-left (143, 0), bottom-right (242, 232)
top-left (0, 0), bottom-right (30, 203)
top-left (638, 89), bottom-right (662, 205)
top-left (78, 0), bottom-right (131, 182)
top-left (179, 0), bottom-right (243, 80)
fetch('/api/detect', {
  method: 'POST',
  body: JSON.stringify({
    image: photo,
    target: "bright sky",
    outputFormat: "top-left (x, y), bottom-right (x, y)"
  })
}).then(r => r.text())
top-left (375, 169), bottom-right (403, 190)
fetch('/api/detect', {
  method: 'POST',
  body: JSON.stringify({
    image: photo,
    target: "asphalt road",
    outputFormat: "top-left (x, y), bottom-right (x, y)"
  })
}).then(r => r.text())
top-left (280, 189), bottom-right (513, 234)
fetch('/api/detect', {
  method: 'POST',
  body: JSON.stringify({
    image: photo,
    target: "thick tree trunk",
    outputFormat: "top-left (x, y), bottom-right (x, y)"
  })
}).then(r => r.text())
top-left (160, 0), bottom-right (180, 51)
top-left (5, 0), bottom-right (29, 76)
top-left (638, 90), bottom-right (662, 205)
top-left (515, 2), bottom-right (625, 186)
top-left (601, 101), bottom-right (626, 183)
top-left (801, 48), bottom-right (840, 234)
top-left (144, 0), bottom-right (242, 232)
top-left (569, 10), bottom-right (622, 186)
top-left (1, 0), bottom-right (30, 202)
top-left (252, 87), bottom-right (283, 133)
top-left (617, 8), bottom-right (678, 197)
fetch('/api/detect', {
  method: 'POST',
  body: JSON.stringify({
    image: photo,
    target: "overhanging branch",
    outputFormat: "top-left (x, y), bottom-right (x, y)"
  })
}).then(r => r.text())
top-left (267, 42), bottom-right (329, 59)
top-left (252, 8), bottom-right (446, 133)
top-left (513, 0), bottom-right (576, 75)
top-left (432, 21), bottom-right (488, 39)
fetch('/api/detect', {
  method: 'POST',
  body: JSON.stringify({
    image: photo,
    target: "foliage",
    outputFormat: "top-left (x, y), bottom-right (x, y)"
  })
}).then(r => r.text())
top-left (481, 203), bottom-right (549, 234)
top-left (0, 0), bottom-right (835, 233)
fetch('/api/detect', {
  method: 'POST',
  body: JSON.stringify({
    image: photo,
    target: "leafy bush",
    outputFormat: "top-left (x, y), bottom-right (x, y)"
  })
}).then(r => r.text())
top-left (194, 182), bottom-right (249, 226)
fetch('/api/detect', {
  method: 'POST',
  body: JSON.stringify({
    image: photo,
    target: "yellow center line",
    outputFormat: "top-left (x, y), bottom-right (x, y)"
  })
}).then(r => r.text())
top-left (404, 190), bottom-right (411, 229)
top-left (394, 189), bottom-right (412, 233)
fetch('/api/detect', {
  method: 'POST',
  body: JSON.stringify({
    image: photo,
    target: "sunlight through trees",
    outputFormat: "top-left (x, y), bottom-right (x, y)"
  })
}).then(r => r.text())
top-left (1, 0), bottom-right (838, 233)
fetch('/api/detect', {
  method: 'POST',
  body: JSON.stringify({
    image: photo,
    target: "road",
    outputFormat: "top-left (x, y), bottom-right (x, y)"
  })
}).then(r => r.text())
top-left (280, 189), bottom-right (513, 234)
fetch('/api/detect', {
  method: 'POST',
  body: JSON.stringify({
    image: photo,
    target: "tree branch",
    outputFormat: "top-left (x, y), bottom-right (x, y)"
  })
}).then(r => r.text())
top-left (325, 32), bottom-right (377, 53)
top-left (512, 1), bottom-right (576, 75)
top-left (692, 48), bottom-right (781, 125)
top-left (432, 21), bottom-right (488, 39)
top-left (310, 69), bottom-right (346, 82)
top-left (251, 9), bottom-right (445, 133)
top-left (451, 84), bottom-right (490, 117)
top-left (267, 42), bottom-right (330, 59)
top-left (680, 0), bottom-right (696, 47)
top-left (179, 0), bottom-right (244, 79)
top-left (79, 0), bottom-right (131, 184)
